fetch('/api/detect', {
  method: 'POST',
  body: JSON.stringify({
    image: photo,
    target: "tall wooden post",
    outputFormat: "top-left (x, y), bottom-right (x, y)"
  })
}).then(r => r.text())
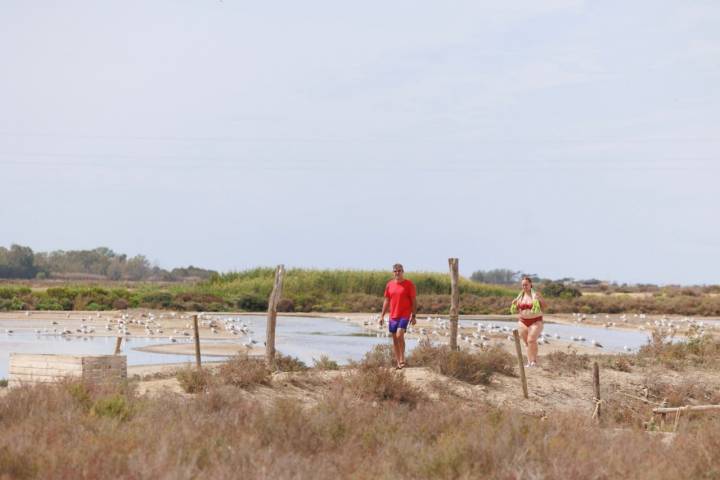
top-left (448, 258), bottom-right (459, 351)
top-left (265, 264), bottom-right (285, 366)
top-left (113, 336), bottom-right (123, 355)
top-left (513, 329), bottom-right (529, 399)
top-left (193, 314), bottom-right (202, 369)
top-left (592, 361), bottom-right (601, 422)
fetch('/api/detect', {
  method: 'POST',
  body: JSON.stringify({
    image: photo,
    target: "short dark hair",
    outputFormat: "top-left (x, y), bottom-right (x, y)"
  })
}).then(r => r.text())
top-left (392, 263), bottom-right (404, 271)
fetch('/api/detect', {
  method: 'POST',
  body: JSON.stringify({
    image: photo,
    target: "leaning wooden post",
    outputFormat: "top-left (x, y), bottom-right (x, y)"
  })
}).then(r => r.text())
top-left (592, 361), bottom-right (601, 422)
top-left (512, 329), bottom-right (529, 399)
top-left (448, 258), bottom-right (459, 351)
top-left (265, 264), bottom-right (285, 366)
top-left (113, 336), bottom-right (123, 355)
top-left (193, 314), bottom-right (202, 369)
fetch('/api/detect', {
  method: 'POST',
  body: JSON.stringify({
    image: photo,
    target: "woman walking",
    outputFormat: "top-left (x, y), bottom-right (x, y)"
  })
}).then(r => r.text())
top-left (511, 276), bottom-right (548, 367)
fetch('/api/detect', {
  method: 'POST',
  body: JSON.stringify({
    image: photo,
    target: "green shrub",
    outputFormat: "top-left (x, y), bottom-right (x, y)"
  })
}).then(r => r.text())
top-left (91, 394), bottom-right (131, 421)
top-left (0, 379), bottom-right (8, 388)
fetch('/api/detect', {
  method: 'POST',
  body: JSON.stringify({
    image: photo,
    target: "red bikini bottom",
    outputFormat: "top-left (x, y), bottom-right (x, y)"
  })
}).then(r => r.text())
top-left (520, 316), bottom-right (543, 327)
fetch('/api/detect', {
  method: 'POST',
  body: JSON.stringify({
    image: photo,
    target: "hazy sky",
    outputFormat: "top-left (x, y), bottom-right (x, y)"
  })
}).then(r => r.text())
top-left (1, 1), bottom-right (719, 284)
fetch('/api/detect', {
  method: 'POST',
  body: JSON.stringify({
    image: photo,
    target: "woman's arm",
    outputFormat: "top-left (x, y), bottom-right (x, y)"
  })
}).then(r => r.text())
top-left (536, 291), bottom-right (549, 310)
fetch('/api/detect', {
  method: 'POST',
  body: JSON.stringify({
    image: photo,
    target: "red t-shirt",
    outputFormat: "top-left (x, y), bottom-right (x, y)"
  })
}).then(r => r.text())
top-left (384, 279), bottom-right (416, 319)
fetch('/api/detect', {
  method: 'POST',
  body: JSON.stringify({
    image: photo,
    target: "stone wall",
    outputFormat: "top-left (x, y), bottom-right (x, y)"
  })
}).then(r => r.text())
top-left (8, 354), bottom-right (127, 388)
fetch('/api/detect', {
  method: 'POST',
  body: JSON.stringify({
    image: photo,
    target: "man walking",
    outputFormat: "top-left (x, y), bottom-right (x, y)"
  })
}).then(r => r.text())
top-left (379, 263), bottom-right (417, 369)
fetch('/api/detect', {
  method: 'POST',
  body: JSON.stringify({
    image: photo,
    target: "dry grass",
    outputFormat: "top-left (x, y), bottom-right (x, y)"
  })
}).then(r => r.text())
top-left (543, 348), bottom-right (591, 374)
top-left (217, 354), bottom-right (271, 388)
top-left (407, 340), bottom-right (515, 385)
top-left (2, 378), bottom-right (720, 479)
top-left (343, 364), bottom-right (426, 406)
top-left (638, 330), bottom-right (720, 369)
top-left (272, 353), bottom-right (309, 372)
top-left (312, 355), bottom-right (340, 371)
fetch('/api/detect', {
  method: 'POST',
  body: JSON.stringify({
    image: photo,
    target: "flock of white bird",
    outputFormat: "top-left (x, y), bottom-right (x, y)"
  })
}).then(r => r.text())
top-left (3, 311), bottom-right (261, 349)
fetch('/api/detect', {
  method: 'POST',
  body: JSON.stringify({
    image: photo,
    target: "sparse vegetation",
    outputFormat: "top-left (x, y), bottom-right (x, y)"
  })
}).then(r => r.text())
top-left (543, 349), bottom-right (591, 374)
top-left (217, 355), bottom-right (271, 388)
top-left (408, 340), bottom-right (515, 384)
top-left (272, 353), bottom-right (309, 372)
top-left (312, 355), bottom-right (340, 370)
top-left (177, 367), bottom-right (213, 393)
top-left (637, 329), bottom-right (720, 369)
top-left (1, 375), bottom-right (720, 478)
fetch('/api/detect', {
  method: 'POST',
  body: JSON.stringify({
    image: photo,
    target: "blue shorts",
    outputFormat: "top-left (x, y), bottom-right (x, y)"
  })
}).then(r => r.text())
top-left (389, 317), bottom-right (410, 333)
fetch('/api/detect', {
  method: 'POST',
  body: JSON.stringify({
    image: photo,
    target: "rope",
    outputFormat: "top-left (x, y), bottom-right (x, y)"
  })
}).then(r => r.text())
top-left (591, 398), bottom-right (604, 420)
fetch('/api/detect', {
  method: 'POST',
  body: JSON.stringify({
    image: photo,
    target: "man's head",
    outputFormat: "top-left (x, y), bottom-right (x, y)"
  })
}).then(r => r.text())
top-left (392, 263), bottom-right (404, 281)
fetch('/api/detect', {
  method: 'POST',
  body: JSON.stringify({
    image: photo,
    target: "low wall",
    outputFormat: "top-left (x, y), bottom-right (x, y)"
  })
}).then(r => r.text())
top-left (8, 353), bottom-right (127, 388)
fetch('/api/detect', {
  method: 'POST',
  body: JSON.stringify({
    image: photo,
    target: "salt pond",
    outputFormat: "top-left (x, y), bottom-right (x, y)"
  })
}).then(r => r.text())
top-left (1, 314), bottom-right (660, 379)
top-left (0, 315), bottom-right (412, 379)
top-left (459, 319), bottom-right (654, 353)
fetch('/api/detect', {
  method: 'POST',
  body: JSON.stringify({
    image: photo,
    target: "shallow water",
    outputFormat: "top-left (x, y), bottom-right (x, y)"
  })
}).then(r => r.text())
top-left (0, 315), bottom-right (412, 379)
top-left (459, 319), bottom-right (654, 352)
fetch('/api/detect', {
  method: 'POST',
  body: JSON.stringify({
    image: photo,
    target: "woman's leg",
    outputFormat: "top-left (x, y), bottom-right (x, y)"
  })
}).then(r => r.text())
top-left (518, 322), bottom-right (529, 346)
top-left (527, 321), bottom-right (544, 364)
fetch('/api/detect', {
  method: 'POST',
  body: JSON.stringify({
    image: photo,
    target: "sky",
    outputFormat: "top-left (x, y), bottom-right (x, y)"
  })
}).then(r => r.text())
top-left (1, 1), bottom-right (719, 285)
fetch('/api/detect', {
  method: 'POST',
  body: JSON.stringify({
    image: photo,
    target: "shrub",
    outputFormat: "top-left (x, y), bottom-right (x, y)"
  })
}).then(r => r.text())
top-left (235, 294), bottom-right (268, 311)
top-left (407, 340), bottom-right (515, 385)
top-left (177, 367), bottom-right (213, 393)
top-left (345, 364), bottom-right (425, 406)
top-left (0, 378), bottom-right (7, 388)
top-left (313, 355), bottom-right (340, 371)
top-left (357, 344), bottom-right (396, 368)
top-left (543, 349), bottom-right (591, 374)
top-left (218, 355), bottom-right (271, 388)
top-left (90, 394), bottom-right (132, 421)
top-left (273, 353), bottom-right (308, 372)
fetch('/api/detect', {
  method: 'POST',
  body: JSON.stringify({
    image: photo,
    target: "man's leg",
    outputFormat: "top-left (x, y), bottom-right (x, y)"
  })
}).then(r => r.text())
top-left (395, 328), bottom-right (406, 366)
top-left (389, 320), bottom-right (401, 365)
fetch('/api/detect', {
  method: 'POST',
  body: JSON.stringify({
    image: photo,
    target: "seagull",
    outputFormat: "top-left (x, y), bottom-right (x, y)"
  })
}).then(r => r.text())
top-left (591, 340), bottom-right (603, 348)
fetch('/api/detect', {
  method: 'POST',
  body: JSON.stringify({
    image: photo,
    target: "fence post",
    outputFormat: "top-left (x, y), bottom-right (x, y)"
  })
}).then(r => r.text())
top-left (265, 264), bottom-right (285, 366)
top-left (193, 314), bottom-right (202, 369)
top-left (592, 361), bottom-right (601, 422)
top-left (113, 336), bottom-right (123, 355)
top-left (448, 258), bottom-right (459, 351)
top-left (513, 329), bottom-right (529, 399)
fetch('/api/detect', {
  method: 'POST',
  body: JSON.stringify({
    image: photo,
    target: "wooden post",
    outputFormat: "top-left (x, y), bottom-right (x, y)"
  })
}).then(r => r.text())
top-left (193, 314), bottom-right (201, 369)
top-left (113, 336), bottom-right (123, 355)
top-left (512, 329), bottom-right (529, 399)
top-left (448, 258), bottom-right (459, 351)
top-left (265, 264), bottom-right (285, 366)
top-left (592, 361), bottom-right (601, 422)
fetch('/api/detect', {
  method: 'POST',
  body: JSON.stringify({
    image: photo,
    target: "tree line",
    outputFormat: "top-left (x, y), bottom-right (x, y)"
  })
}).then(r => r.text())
top-left (0, 244), bottom-right (215, 281)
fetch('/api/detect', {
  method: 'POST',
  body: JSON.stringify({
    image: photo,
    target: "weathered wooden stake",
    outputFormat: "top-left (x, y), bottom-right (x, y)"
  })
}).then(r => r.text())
top-left (592, 361), bottom-right (601, 422)
top-left (512, 329), bottom-right (529, 399)
top-left (193, 314), bottom-right (201, 369)
top-left (265, 264), bottom-right (285, 365)
top-left (113, 336), bottom-right (123, 355)
top-left (448, 258), bottom-right (459, 351)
